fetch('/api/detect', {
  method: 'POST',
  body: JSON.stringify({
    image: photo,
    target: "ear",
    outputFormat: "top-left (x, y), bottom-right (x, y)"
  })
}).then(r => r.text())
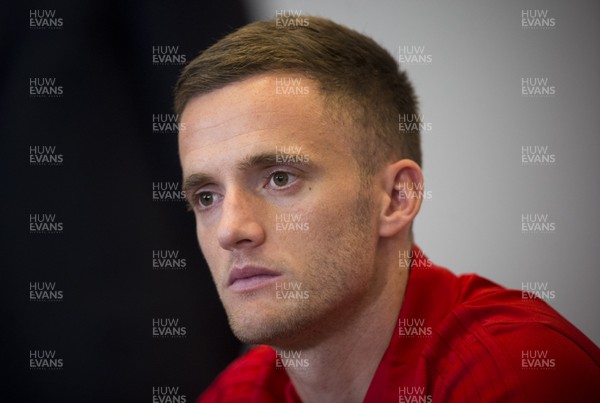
top-left (379, 159), bottom-right (424, 238)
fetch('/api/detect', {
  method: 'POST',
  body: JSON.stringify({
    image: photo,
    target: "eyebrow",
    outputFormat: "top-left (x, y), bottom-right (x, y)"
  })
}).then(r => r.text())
top-left (237, 152), bottom-right (310, 169)
top-left (182, 173), bottom-right (215, 194)
top-left (182, 152), bottom-right (311, 193)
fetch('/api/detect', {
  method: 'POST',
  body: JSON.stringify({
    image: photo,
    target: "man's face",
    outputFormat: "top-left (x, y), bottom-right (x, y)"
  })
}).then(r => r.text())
top-left (179, 73), bottom-right (381, 348)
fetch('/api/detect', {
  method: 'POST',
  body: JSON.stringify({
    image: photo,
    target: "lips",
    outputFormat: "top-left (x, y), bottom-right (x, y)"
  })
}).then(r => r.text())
top-left (227, 265), bottom-right (281, 292)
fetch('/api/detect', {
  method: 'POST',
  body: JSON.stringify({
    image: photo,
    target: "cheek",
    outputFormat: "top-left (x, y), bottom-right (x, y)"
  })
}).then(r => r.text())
top-left (304, 186), bottom-right (376, 256)
top-left (306, 189), bottom-right (352, 229)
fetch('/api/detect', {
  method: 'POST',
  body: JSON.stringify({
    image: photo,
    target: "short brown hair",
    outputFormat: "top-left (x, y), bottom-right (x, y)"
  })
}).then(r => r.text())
top-left (174, 16), bottom-right (422, 175)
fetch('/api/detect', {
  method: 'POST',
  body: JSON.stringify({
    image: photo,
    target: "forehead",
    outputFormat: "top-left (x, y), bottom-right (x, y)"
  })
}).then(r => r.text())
top-left (178, 73), bottom-right (354, 165)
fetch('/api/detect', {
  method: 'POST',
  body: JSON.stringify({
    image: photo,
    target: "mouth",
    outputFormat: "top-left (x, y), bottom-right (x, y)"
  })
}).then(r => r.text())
top-left (227, 265), bottom-right (282, 292)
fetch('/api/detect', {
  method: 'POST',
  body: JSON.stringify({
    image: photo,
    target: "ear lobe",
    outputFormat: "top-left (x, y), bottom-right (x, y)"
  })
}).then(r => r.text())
top-left (379, 159), bottom-right (424, 238)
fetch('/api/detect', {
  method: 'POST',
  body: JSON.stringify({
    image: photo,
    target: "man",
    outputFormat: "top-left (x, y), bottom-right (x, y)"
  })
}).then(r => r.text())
top-left (175, 16), bottom-right (599, 402)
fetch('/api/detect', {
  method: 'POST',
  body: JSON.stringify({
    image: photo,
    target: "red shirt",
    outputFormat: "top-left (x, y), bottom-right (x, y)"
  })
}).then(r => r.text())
top-left (198, 247), bottom-right (600, 402)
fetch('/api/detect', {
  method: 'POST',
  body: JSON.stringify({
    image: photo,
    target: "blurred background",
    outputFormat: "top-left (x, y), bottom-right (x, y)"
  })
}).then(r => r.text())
top-left (2, 0), bottom-right (598, 401)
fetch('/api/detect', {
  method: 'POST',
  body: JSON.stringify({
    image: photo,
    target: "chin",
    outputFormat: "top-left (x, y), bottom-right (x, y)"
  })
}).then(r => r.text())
top-left (230, 322), bottom-right (279, 346)
top-left (227, 308), bottom-right (304, 347)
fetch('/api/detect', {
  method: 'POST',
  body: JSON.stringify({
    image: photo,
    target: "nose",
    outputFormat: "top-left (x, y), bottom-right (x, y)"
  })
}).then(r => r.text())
top-left (217, 187), bottom-right (266, 251)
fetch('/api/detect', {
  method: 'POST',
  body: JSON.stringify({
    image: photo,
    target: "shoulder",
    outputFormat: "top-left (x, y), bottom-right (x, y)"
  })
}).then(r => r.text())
top-left (424, 272), bottom-right (600, 402)
top-left (197, 345), bottom-right (292, 403)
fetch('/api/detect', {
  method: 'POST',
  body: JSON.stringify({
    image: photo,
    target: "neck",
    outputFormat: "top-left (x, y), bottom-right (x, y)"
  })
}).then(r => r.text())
top-left (282, 241), bottom-right (411, 403)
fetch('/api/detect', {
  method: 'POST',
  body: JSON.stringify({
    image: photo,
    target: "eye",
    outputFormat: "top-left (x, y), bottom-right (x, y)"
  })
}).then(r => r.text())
top-left (269, 171), bottom-right (296, 188)
top-left (196, 191), bottom-right (218, 209)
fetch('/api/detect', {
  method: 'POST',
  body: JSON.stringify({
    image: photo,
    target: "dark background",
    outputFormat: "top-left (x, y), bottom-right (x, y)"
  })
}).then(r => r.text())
top-left (1, 1), bottom-right (248, 401)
